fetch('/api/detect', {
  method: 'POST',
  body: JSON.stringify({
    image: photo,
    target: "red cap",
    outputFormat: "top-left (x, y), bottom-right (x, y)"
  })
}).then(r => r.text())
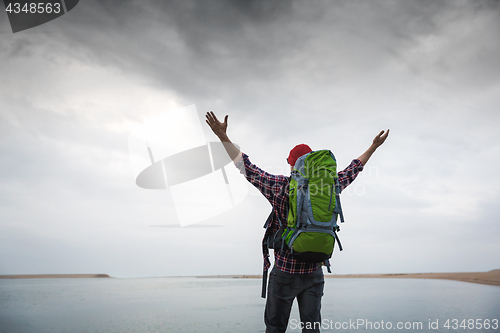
top-left (287, 144), bottom-right (312, 167)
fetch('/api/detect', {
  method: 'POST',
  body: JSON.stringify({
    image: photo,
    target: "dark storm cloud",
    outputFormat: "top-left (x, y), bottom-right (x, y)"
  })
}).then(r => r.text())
top-left (42, 0), bottom-right (294, 98)
top-left (33, 0), bottom-right (497, 121)
top-left (38, 1), bottom-right (440, 97)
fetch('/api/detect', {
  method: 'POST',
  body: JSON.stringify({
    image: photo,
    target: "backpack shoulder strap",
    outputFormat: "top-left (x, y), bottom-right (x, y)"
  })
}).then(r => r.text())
top-left (263, 210), bottom-right (275, 229)
top-left (261, 210), bottom-right (274, 298)
top-left (261, 209), bottom-right (287, 298)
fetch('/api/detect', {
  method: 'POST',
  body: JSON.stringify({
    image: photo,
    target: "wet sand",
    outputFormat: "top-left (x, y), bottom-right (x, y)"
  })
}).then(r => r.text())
top-left (326, 269), bottom-right (500, 287)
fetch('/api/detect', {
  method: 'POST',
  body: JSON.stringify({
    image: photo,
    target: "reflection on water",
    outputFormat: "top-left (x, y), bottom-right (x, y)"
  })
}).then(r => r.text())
top-left (1, 277), bottom-right (499, 333)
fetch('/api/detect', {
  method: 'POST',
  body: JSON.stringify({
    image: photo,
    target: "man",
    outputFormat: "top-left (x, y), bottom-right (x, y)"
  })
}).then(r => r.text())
top-left (205, 111), bottom-right (389, 333)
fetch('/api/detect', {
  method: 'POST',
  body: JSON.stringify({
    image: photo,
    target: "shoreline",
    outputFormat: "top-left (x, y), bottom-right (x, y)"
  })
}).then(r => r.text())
top-left (199, 269), bottom-right (500, 287)
top-left (0, 274), bottom-right (111, 279)
top-left (2, 270), bottom-right (499, 287)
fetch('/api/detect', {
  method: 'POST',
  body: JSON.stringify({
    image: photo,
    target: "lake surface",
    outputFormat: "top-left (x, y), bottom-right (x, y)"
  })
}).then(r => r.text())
top-left (1, 277), bottom-right (499, 332)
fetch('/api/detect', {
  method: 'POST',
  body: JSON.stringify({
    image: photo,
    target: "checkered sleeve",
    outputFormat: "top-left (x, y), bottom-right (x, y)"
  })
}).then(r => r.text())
top-left (234, 153), bottom-right (288, 204)
top-left (337, 159), bottom-right (364, 192)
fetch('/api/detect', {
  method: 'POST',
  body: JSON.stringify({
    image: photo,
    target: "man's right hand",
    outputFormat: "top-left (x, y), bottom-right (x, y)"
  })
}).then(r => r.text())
top-left (205, 111), bottom-right (228, 139)
top-left (205, 111), bottom-right (241, 160)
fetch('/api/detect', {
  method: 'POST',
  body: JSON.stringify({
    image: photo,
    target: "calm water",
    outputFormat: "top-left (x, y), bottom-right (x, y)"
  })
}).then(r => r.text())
top-left (1, 277), bottom-right (499, 333)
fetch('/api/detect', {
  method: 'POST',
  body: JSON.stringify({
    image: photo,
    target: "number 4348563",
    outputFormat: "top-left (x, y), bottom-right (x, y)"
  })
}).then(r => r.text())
top-left (5, 2), bottom-right (62, 14)
top-left (444, 319), bottom-right (498, 330)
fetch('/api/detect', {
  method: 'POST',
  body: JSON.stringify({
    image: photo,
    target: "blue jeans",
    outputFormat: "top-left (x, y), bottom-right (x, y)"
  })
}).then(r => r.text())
top-left (265, 266), bottom-right (325, 333)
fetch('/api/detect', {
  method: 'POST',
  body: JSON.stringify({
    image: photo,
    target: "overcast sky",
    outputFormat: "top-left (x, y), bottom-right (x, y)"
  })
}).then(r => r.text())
top-left (1, 0), bottom-right (499, 277)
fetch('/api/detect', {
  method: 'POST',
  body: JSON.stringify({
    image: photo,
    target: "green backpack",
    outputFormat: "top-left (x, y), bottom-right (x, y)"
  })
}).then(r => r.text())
top-left (282, 150), bottom-right (344, 265)
top-left (261, 150), bottom-right (345, 298)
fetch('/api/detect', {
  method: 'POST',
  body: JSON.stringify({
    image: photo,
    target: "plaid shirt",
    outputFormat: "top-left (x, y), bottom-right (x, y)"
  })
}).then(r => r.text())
top-left (235, 152), bottom-right (364, 274)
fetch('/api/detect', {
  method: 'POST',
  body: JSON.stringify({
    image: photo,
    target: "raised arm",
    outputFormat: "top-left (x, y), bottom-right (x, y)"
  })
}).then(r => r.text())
top-left (206, 111), bottom-right (287, 203)
top-left (205, 111), bottom-right (241, 161)
top-left (357, 129), bottom-right (390, 165)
